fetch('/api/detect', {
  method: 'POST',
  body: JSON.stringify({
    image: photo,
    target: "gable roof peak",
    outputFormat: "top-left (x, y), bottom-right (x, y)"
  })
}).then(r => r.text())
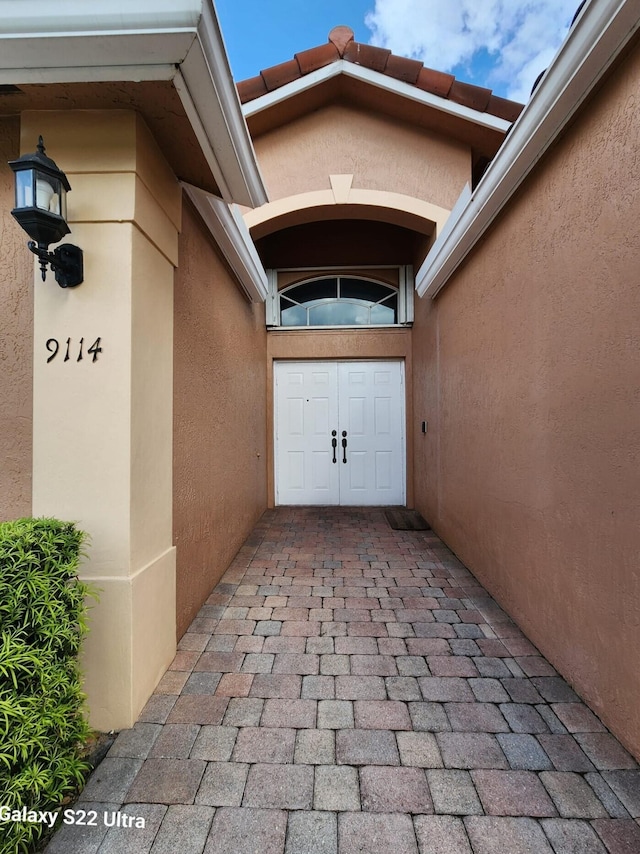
top-left (328, 25), bottom-right (355, 56)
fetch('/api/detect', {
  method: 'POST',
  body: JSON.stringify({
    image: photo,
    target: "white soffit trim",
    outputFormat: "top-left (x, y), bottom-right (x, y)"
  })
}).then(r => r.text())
top-left (416, 0), bottom-right (640, 299)
top-left (182, 182), bottom-right (268, 303)
top-left (243, 61), bottom-right (511, 134)
top-left (0, 0), bottom-right (267, 209)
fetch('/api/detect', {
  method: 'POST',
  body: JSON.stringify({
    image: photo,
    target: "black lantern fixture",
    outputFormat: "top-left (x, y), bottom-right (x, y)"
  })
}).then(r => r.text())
top-left (9, 136), bottom-right (83, 288)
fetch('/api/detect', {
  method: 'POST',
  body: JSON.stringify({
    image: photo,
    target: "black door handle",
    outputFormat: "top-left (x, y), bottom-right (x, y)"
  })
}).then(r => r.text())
top-left (331, 430), bottom-right (337, 463)
top-left (342, 430), bottom-right (347, 464)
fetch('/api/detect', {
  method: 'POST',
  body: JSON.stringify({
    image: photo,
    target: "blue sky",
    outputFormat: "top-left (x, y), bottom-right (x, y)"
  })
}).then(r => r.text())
top-left (216, 0), bottom-right (578, 103)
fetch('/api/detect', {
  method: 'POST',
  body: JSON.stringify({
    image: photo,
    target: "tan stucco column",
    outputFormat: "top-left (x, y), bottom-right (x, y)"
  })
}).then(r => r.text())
top-left (24, 110), bottom-right (180, 731)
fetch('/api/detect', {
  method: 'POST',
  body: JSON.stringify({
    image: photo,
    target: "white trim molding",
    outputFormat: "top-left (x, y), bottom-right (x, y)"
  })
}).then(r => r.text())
top-left (243, 60), bottom-right (511, 134)
top-left (0, 0), bottom-right (267, 208)
top-left (416, 0), bottom-right (640, 299)
top-left (182, 183), bottom-right (268, 303)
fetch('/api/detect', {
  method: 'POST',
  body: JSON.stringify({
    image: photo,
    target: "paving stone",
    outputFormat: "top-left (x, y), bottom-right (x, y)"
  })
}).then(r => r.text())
top-left (261, 698), bottom-right (317, 728)
top-left (222, 697), bottom-right (264, 727)
top-left (125, 759), bottom-right (206, 804)
top-left (537, 735), bottom-right (595, 772)
top-left (338, 812), bottom-right (418, 854)
top-left (314, 765), bottom-right (361, 810)
top-left (81, 758), bottom-right (143, 802)
top-left (468, 678), bottom-right (510, 704)
top-left (318, 699), bottom-right (354, 729)
top-left (397, 732), bottom-right (443, 768)
top-left (167, 696), bottom-right (229, 725)
top-left (235, 633), bottom-right (266, 652)
top-left (241, 652), bottom-right (274, 673)
top-left (414, 815), bottom-right (473, 853)
top-left (204, 807), bottom-right (287, 854)
top-left (530, 677), bottom-right (579, 702)
top-left (500, 703), bottom-right (549, 733)
top-left (539, 772), bottom-right (608, 818)
top-left (601, 771), bottom-right (640, 817)
top-left (418, 677), bottom-right (474, 702)
top-left (302, 674), bottom-right (335, 699)
top-left (294, 728), bottom-right (335, 764)
top-left (445, 702), bottom-right (509, 733)
top-left (253, 620), bottom-right (282, 636)
top-left (108, 723), bottom-right (162, 759)
top-left (182, 673), bottom-right (223, 695)
top-left (285, 811), bottom-right (337, 854)
top-left (232, 726), bottom-right (295, 763)
top-left (249, 673), bottom-right (302, 698)
top-left (272, 652), bottom-right (319, 675)
top-left (409, 701), bottom-right (452, 732)
top-left (242, 763), bottom-right (314, 809)
top-left (194, 652), bottom-right (244, 672)
top-left (474, 657), bottom-right (513, 678)
top-left (354, 699), bottom-right (412, 730)
top-left (335, 636), bottom-right (379, 654)
top-left (149, 724), bottom-right (200, 759)
top-left (496, 733), bottom-right (553, 770)
top-left (307, 636), bottom-right (335, 653)
top-left (539, 818), bottom-right (607, 853)
top-left (98, 803), bottom-right (167, 854)
top-left (454, 623), bottom-right (485, 639)
top-left (386, 676), bottom-right (422, 701)
top-left (449, 639), bottom-right (481, 656)
top-left (413, 623), bottom-right (456, 639)
top-left (149, 804), bottom-right (215, 854)
top-left (195, 761), bottom-right (249, 806)
top-left (336, 729), bottom-right (400, 766)
top-left (155, 670), bottom-right (189, 694)
top-left (591, 818), bottom-right (640, 853)
top-left (205, 635), bottom-right (236, 651)
top-left (190, 725), bottom-right (238, 761)
top-left (428, 656), bottom-right (478, 677)
top-left (437, 733), bottom-right (508, 769)
top-left (351, 654), bottom-right (398, 676)
top-left (407, 638), bottom-right (451, 655)
top-left (360, 765), bottom-right (432, 813)
top-left (335, 675), bottom-right (387, 700)
top-left (499, 679), bottom-right (543, 704)
top-left (535, 704), bottom-right (568, 733)
top-left (551, 704), bottom-right (607, 733)
top-left (574, 734), bottom-right (638, 771)
top-left (178, 633), bottom-right (211, 652)
top-left (471, 770), bottom-right (557, 817)
top-left (44, 801), bottom-right (117, 853)
top-left (585, 773), bottom-right (632, 818)
top-left (263, 636), bottom-right (306, 653)
top-left (320, 653), bottom-right (350, 675)
top-left (396, 655), bottom-right (431, 677)
top-left (464, 816), bottom-right (554, 853)
top-left (426, 769), bottom-right (483, 815)
top-left (138, 695), bottom-right (177, 724)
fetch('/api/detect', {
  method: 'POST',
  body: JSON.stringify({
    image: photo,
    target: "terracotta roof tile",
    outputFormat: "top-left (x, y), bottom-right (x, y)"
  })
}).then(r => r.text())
top-left (343, 41), bottom-right (391, 73)
top-left (328, 25), bottom-right (355, 56)
top-left (261, 59), bottom-right (301, 92)
top-left (237, 74), bottom-right (268, 104)
top-left (295, 42), bottom-right (340, 76)
top-left (487, 94), bottom-right (525, 123)
top-left (416, 66), bottom-right (455, 99)
top-left (449, 80), bottom-right (492, 113)
top-left (384, 54), bottom-right (423, 85)
top-left (239, 26), bottom-right (523, 124)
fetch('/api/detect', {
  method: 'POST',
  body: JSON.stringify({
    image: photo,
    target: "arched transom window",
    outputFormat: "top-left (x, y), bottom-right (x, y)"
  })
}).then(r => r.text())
top-left (279, 276), bottom-right (398, 327)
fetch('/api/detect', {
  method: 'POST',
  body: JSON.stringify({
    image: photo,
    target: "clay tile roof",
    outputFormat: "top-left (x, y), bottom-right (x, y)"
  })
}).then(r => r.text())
top-left (238, 25), bottom-right (523, 122)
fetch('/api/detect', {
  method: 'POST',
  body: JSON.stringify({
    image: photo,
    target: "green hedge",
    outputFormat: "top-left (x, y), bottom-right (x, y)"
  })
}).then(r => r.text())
top-left (0, 519), bottom-right (96, 853)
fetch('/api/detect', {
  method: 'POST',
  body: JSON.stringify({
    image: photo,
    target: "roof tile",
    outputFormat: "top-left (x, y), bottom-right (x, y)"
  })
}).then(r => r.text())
top-left (487, 94), bottom-right (524, 123)
top-left (384, 54), bottom-right (423, 85)
top-left (343, 41), bottom-right (391, 73)
top-left (328, 25), bottom-right (355, 57)
top-left (237, 74), bottom-right (268, 104)
top-left (449, 80), bottom-right (492, 112)
top-left (416, 66), bottom-right (455, 99)
top-left (261, 59), bottom-right (302, 92)
top-left (295, 42), bottom-right (340, 76)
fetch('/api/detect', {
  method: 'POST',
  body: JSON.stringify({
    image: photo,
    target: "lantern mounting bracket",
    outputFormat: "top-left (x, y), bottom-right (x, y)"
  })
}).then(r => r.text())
top-left (27, 240), bottom-right (84, 288)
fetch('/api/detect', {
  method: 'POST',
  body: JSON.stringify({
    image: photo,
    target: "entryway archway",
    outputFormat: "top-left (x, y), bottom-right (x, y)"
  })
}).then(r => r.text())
top-left (274, 360), bottom-right (405, 505)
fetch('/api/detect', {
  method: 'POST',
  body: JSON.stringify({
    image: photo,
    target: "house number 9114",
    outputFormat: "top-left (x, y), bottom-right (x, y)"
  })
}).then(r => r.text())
top-left (46, 337), bottom-right (103, 363)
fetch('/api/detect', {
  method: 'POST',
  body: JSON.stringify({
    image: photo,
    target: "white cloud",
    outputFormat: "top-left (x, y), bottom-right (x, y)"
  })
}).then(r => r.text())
top-left (365, 0), bottom-right (579, 102)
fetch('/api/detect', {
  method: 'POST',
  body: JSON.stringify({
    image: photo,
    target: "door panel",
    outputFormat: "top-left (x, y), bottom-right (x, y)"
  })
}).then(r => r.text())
top-left (275, 360), bottom-right (404, 505)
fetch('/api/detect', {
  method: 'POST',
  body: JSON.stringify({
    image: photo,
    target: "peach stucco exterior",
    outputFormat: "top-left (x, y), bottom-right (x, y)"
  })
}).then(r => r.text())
top-left (412, 44), bottom-right (640, 757)
top-left (0, 117), bottom-right (33, 521)
top-left (173, 200), bottom-right (268, 637)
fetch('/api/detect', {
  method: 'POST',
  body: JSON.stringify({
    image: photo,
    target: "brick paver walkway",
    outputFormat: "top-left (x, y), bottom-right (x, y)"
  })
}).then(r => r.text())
top-left (47, 508), bottom-right (640, 853)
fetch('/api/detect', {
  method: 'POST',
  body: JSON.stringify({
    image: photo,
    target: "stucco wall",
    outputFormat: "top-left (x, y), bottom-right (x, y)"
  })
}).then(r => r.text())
top-left (413, 46), bottom-right (640, 756)
top-left (0, 117), bottom-right (33, 520)
top-left (254, 103), bottom-right (469, 210)
top-left (174, 200), bottom-right (268, 637)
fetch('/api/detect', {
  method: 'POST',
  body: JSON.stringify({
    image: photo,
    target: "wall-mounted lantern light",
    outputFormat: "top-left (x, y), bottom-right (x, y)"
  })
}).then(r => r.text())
top-left (9, 136), bottom-right (83, 288)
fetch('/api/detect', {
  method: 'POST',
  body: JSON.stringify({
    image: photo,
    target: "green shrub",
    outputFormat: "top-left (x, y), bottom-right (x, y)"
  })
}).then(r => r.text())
top-left (0, 519), bottom-right (96, 854)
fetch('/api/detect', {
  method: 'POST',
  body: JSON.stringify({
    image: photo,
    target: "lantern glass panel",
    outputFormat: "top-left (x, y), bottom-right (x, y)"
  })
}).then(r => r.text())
top-left (15, 169), bottom-right (34, 208)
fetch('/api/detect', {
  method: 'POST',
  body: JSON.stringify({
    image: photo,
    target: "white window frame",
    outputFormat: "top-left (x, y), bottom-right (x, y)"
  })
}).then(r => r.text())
top-left (266, 265), bottom-right (414, 328)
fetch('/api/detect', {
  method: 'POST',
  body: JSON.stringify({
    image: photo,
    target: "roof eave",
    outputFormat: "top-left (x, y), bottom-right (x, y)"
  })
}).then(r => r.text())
top-left (0, 0), bottom-right (267, 208)
top-left (416, 0), bottom-right (640, 299)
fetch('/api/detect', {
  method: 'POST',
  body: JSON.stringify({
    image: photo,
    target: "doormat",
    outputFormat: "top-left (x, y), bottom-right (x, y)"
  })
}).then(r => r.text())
top-left (384, 509), bottom-right (431, 530)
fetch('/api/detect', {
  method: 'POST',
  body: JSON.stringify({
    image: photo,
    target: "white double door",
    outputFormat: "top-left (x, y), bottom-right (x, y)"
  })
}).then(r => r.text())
top-left (274, 360), bottom-right (405, 506)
